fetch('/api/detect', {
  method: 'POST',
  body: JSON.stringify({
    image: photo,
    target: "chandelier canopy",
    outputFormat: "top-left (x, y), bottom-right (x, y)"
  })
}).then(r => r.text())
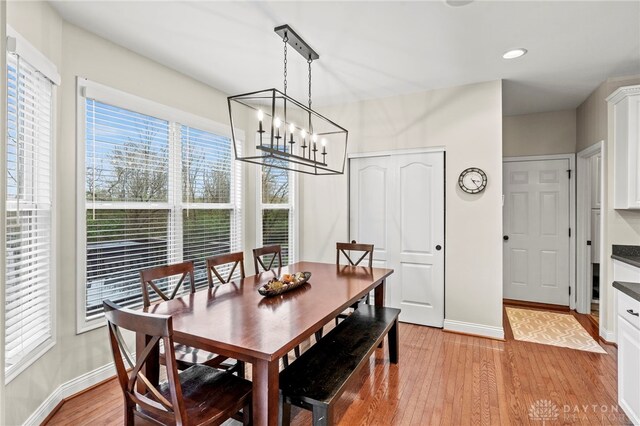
top-left (228, 25), bottom-right (348, 175)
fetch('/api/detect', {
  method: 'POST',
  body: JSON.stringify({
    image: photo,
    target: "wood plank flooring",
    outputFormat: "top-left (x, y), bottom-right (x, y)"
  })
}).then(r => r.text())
top-left (45, 305), bottom-right (629, 425)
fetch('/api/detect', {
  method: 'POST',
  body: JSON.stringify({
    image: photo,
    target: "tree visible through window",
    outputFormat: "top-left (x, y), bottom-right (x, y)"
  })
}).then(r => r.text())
top-left (83, 98), bottom-right (241, 322)
top-left (260, 159), bottom-right (293, 264)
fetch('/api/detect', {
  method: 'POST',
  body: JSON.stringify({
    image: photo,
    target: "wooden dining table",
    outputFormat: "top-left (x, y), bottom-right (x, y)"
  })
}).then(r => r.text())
top-left (138, 261), bottom-right (394, 426)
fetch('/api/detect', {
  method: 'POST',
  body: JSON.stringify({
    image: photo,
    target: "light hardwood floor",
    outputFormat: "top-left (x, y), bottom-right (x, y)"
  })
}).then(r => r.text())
top-left (45, 305), bottom-right (629, 425)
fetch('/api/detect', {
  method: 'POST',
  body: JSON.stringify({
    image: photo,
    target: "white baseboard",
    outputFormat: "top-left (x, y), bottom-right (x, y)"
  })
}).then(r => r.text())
top-left (22, 362), bottom-right (116, 426)
top-left (444, 319), bottom-right (504, 340)
top-left (600, 326), bottom-right (616, 344)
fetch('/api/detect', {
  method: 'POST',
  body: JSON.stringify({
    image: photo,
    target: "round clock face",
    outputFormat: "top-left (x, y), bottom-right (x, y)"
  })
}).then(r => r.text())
top-left (458, 167), bottom-right (487, 194)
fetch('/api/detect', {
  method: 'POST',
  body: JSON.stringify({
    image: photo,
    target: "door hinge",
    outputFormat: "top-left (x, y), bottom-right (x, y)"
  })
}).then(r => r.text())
top-left (568, 228), bottom-right (571, 237)
top-left (567, 169), bottom-right (572, 179)
top-left (569, 287), bottom-right (571, 296)
top-left (587, 240), bottom-right (592, 246)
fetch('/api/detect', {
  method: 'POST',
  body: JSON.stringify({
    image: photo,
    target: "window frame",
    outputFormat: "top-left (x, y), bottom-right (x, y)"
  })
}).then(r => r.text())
top-left (4, 27), bottom-right (59, 383)
top-left (75, 78), bottom-right (244, 333)
top-left (255, 163), bottom-right (299, 265)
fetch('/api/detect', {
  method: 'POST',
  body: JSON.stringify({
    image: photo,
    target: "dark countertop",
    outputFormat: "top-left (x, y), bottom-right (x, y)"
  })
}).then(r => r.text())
top-left (612, 245), bottom-right (640, 269)
top-left (613, 281), bottom-right (640, 303)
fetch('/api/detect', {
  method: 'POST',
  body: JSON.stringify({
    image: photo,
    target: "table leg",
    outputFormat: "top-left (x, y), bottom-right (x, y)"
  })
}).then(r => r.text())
top-left (136, 332), bottom-right (159, 393)
top-left (252, 358), bottom-right (280, 426)
top-left (374, 278), bottom-right (385, 307)
top-left (375, 279), bottom-right (386, 348)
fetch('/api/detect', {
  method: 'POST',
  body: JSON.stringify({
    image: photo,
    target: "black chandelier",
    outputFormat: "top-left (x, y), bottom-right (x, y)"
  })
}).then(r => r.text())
top-left (228, 25), bottom-right (348, 175)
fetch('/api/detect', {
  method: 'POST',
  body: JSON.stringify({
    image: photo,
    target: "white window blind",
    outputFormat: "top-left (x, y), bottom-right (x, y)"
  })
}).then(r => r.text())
top-left (260, 159), bottom-right (294, 264)
top-left (83, 98), bottom-right (242, 321)
top-left (5, 51), bottom-right (55, 376)
top-left (181, 124), bottom-right (242, 285)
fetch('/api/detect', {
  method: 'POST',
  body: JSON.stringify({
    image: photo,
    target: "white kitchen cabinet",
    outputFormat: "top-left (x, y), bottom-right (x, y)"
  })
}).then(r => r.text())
top-left (615, 258), bottom-right (640, 425)
top-left (618, 302), bottom-right (640, 425)
top-left (607, 85), bottom-right (640, 209)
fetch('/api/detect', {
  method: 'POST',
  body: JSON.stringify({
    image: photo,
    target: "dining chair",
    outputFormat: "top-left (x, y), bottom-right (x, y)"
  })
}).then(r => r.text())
top-left (103, 300), bottom-right (252, 426)
top-left (252, 244), bottom-right (301, 367)
top-left (333, 241), bottom-right (375, 326)
top-left (139, 261), bottom-right (243, 376)
top-left (140, 261), bottom-right (196, 309)
top-left (252, 244), bottom-right (283, 274)
top-left (206, 251), bottom-right (246, 287)
top-left (336, 241), bottom-right (374, 268)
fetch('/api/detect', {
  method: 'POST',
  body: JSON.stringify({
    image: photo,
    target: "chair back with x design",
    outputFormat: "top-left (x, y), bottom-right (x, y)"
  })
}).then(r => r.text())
top-left (139, 261), bottom-right (196, 309)
top-left (252, 244), bottom-right (283, 273)
top-left (103, 300), bottom-right (187, 425)
top-left (336, 241), bottom-right (374, 267)
top-left (206, 252), bottom-right (246, 287)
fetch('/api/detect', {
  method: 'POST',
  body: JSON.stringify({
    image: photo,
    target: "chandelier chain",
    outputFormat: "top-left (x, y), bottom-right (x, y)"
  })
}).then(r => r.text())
top-left (283, 32), bottom-right (288, 95)
top-left (308, 58), bottom-right (312, 109)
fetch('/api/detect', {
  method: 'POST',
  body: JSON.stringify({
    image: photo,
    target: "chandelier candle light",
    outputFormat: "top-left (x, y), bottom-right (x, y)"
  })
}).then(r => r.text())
top-left (228, 24), bottom-right (348, 175)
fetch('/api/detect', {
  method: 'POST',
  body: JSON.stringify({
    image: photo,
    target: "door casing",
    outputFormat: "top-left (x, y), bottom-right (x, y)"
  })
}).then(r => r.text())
top-left (576, 142), bottom-right (605, 323)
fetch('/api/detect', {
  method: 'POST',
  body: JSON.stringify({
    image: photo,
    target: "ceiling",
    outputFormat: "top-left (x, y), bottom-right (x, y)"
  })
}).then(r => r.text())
top-left (50, 1), bottom-right (640, 116)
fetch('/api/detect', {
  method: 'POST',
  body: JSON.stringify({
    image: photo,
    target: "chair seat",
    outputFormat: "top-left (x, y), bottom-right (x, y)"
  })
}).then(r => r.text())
top-left (140, 364), bottom-right (252, 426)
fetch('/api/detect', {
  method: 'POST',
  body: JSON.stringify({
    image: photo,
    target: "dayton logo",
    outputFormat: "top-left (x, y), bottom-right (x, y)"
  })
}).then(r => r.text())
top-left (529, 399), bottom-right (559, 424)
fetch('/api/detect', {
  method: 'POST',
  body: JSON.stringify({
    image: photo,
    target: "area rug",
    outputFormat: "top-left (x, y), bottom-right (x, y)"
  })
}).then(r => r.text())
top-left (506, 307), bottom-right (606, 353)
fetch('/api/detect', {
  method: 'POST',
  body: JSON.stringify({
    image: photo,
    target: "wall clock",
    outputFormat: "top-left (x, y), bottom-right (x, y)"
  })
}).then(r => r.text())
top-left (458, 167), bottom-right (487, 194)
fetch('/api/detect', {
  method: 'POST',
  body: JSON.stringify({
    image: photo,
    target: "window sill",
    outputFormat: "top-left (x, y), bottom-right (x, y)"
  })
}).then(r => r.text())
top-left (76, 316), bottom-right (107, 335)
top-left (5, 338), bottom-right (56, 385)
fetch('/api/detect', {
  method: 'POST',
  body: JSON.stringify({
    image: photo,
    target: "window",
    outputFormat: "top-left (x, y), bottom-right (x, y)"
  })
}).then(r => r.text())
top-left (258, 159), bottom-right (296, 264)
top-left (5, 46), bottom-right (57, 379)
top-left (79, 81), bottom-right (242, 330)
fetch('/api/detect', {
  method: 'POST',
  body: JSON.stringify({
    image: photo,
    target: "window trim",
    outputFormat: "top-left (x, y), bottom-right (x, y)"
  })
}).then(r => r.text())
top-left (4, 38), bottom-right (58, 384)
top-left (255, 165), bottom-right (299, 265)
top-left (7, 26), bottom-right (61, 85)
top-left (75, 78), bottom-right (244, 333)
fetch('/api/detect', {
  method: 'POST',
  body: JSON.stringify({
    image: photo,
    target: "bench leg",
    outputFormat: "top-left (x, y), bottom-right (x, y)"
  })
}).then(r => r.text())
top-left (236, 360), bottom-right (246, 378)
top-left (243, 402), bottom-right (252, 426)
top-left (312, 405), bottom-right (332, 426)
top-left (279, 394), bottom-right (291, 426)
top-left (375, 280), bottom-right (386, 348)
top-left (389, 319), bottom-right (399, 364)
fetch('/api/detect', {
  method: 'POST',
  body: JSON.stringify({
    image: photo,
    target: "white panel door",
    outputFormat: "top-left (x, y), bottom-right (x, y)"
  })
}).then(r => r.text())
top-left (350, 152), bottom-right (445, 327)
top-left (349, 156), bottom-right (390, 269)
top-left (503, 159), bottom-right (571, 306)
top-left (391, 153), bottom-right (445, 326)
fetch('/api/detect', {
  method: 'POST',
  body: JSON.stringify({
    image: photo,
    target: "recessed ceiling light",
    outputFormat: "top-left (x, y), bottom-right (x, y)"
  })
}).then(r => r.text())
top-left (445, 0), bottom-right (474, 6)
top-left (503, 48), bottom-right (528, 59)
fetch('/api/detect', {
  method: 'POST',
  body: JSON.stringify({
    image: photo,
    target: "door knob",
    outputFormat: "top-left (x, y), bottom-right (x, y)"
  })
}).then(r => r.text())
top-left (503, 235), bottom-right (509, 241)
top-left (435, 245), bottom-right (442, 251)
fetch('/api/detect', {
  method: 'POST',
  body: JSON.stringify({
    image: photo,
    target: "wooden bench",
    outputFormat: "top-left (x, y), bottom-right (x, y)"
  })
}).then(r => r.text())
top-left (279, 305), bottom-right (400, 426)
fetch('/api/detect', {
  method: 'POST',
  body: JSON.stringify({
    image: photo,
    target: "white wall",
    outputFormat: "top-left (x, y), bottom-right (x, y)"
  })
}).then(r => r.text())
top-left (503, 109), bottom-right (576, 157)
top-left (6, 2), bottom-right (256, 424)
top-left (576, 75), bottom-right (640, 340)
top-left (301, 80), bottom-right (504, 333)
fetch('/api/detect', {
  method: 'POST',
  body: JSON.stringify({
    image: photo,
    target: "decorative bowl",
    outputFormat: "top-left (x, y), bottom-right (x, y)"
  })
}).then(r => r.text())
top-left (258, 272), bottom-right (312, 297)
